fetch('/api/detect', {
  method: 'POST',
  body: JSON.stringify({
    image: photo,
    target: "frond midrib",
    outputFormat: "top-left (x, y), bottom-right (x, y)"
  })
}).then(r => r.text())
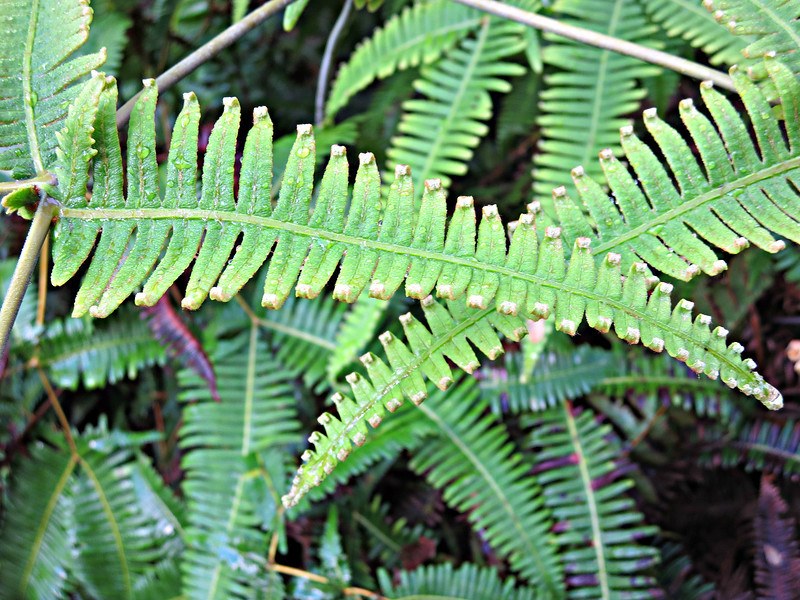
top-left (592, 154), bottom-right (800, 254)
top-left (59, 201), bottom-right (777, 383)
top-left (19, 454), bottom-right (77, 596)
top-left (562, 404), bottom-right (609, 599)
top-left (417, 402), bottom-right (558, 593)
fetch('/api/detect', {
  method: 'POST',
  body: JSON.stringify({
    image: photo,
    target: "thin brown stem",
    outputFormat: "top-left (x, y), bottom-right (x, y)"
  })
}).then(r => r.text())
top-left (116, 0), bottom-right (297, 127)
top-left (452, 0), bottom-right (735, 91)
top-left (0, 200), bottom-right (58, 356)
top-left (36, 367), bottom-right (77, 455)
top-left (269, 563), bottom-right (385, 598)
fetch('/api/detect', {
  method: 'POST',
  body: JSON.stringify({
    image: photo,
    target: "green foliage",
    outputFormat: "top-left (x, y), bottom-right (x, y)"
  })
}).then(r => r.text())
top-left (525, 403), bottom-right (660, 598)
top-left (178, 327), bottom-right (300, 598)
top-left (378, 562), bottom-right (538, 600)
top-left (533, 0), bottom-right (658, 208)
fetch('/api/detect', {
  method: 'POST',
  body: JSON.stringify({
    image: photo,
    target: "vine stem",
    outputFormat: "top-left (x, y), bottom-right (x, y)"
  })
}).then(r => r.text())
top-left (269, 563), bottom-right (385, 598)
top-left (116, 0), bottom-right (297, 127)
top-left (315, 0), bottom-right (353, 125)
top-left (0, 200), bottom-right (58, 355)
top-left (452, 0), bottom-right (736, 91)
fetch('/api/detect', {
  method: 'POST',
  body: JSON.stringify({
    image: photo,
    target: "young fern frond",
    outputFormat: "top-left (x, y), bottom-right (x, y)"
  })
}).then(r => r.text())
top-left (551, 57), bottom-right (800, 282)
top-left (705, 0), bottom-right (800, 82)
top-left (178, 327), bottom-right (300, 599)
top-left (386, 15), bottom-right (527, 190)
top-left (377, 562), bottom-right (537, 600)
top-left (50, 77), bottom-right (781, 411)
top-left (533, 0), bottom-right (659, 208)
top-left (641, 0), bottom-right (750, 66)
top-left (0, 0), bottom-right (106, 177)
top-left (525, 403), bottom-right (660, 599)
top-left (325, 0), bottom-right (482, 119)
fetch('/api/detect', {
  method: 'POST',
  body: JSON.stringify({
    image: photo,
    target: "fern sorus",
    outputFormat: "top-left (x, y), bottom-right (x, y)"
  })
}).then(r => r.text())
top-left (525, 403), bottom-right (660, 599)
top-left (49, 76), bottom-right (782, 410)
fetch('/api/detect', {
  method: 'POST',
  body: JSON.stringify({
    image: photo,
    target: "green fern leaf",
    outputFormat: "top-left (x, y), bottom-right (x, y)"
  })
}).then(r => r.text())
top-left (377, 561), bottom-right (538, 600)
top-left (641, 0), bottom-right (750, 66)
top-left (325, 0), bottom-right (482, 118)
top-left (533, 0), bottom-right (659, 210)
top-left (327, 294), bottom-right (388, 382)
top-left (525, 403), bottom-right (660, 598)
top-left (0, 0), bottom-right (106, 178)
top-left (178, 327), bottom-right (300, 599)
top-left (410, 378), bottom-right (563, 592)
top-left (51, 76), bottom-right (782, 412)
top-left (551, 57), bottom-right (800, 282)
top-left (705, 0), bottom-right (800, 81)
top-left (387, 16), bottom-right (527, 190)
top-left (0, 446), bottom-right (76, 599)
top-left (703, 419), bottom-right (800, 478)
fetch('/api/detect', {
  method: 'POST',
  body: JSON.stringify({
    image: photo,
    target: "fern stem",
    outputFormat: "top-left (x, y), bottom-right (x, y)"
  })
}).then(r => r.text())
top-left (0, 173), bottom-right (54, 194)
top-left (0, 200), bottom-right (57, 356)
top-left (36, 237), bottom-right (48, 326)
top-left (36, 367), bottom-right (77, 454)
top-left (315, 0), bottom-right (353, 126)
top-left (116, 0), bottom-right (297, 127)
top-left (452, 0), bottom-right (735, 90)
top-left (269, 563), bottom-right (385, 598)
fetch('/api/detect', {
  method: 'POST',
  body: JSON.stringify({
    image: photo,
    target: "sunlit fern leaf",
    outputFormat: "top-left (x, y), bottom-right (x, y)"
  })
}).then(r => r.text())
top-left (641, 0), bottom-right (750, 66)
top-left (0, 0), bottom-right (106, 178)
top-left (325, 0), bottom-right (482, 119)
top-left (386, 15), bottom-right (528, 191)
top-left (50, 77), bottom-right (781, 411)
top-left (130, 453), bottom-right (186, 558)
top-left (0, 445), bottom-right (76, 599)
top-left (178, 327), bottom-right (300, 599)
top-left (552, 57), bottom-right (800, 283)
top-left (410, 378), bottom-right (562, 592)
top-left (480, 345), bottom-right (615, 413)
top-left (533, 0), bottom-right (659, 212)
top-left (377, 562), bottom-right (538, 600)
top-left (704, 419), bottom-right (800, 479)
top-left (525, 403), bottom-right (660, 599)
top-left (78, 0), bottom-right (132, 76)
top-left (705, 0), bottom-right (800, 84)
top-left (754, 476), bottom-right (800, 598)
top-left (71, 440), bottom-right (178, 599)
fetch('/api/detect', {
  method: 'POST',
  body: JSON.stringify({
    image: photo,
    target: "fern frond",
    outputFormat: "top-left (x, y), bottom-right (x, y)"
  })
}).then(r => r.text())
top-left (327, 294), bottom-right (387, 382)
top-left (0, 445), bottom-right (76, 599)
top-left (325, 0), bottom-right (482, 118)
top-left (525, 403), bottom-right (660, 598)
top-left (51, 78), bottom-right (781, 412)
top-left (705, 419), bottom-right (800, 478)
top-left (410, 378), bottom-right (562, 592)
top-left (480, 345), bottom-right (615, 413)
top-left (641, 0), bottom-right (749, 66)
top-left (705, 0), bottom-right (800, 80)
top-left (387, 16), bottom-right (527, 190)
top-left (178, 327), bottom-right (300, 599)
top-left (533, 0), bottom-right (658, 208)
top-left (551, 57), bottom-right (800, 283)
top-left (0, 0), bottom-right (106, 177)
top-left (754, 476), bottom-right (800, 598)
top-left (377, 562), bottom-right (538, 600)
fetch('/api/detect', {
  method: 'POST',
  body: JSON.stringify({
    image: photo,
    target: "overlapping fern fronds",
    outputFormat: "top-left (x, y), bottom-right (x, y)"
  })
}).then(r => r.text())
top-left (702, 419), bottom-right (800, 478)
top-left (325, 0), bottom-right (482, 119)
top-left (410, 379), bottom-right (563, 592)
top-left (386, 14), bottom-right (528, 190)
top-left (49, 75), bottom-right (784, 416)
top-left (641, 0), bottom-right (750, 66)
top-left (0, 0), bottom-right (106, 177)
top-left (525, 403), bottom-right (660, 598)
top-left (533, 0), bottom-right (658, 208)
top-left (178, 327), bottom-right (300, 599)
